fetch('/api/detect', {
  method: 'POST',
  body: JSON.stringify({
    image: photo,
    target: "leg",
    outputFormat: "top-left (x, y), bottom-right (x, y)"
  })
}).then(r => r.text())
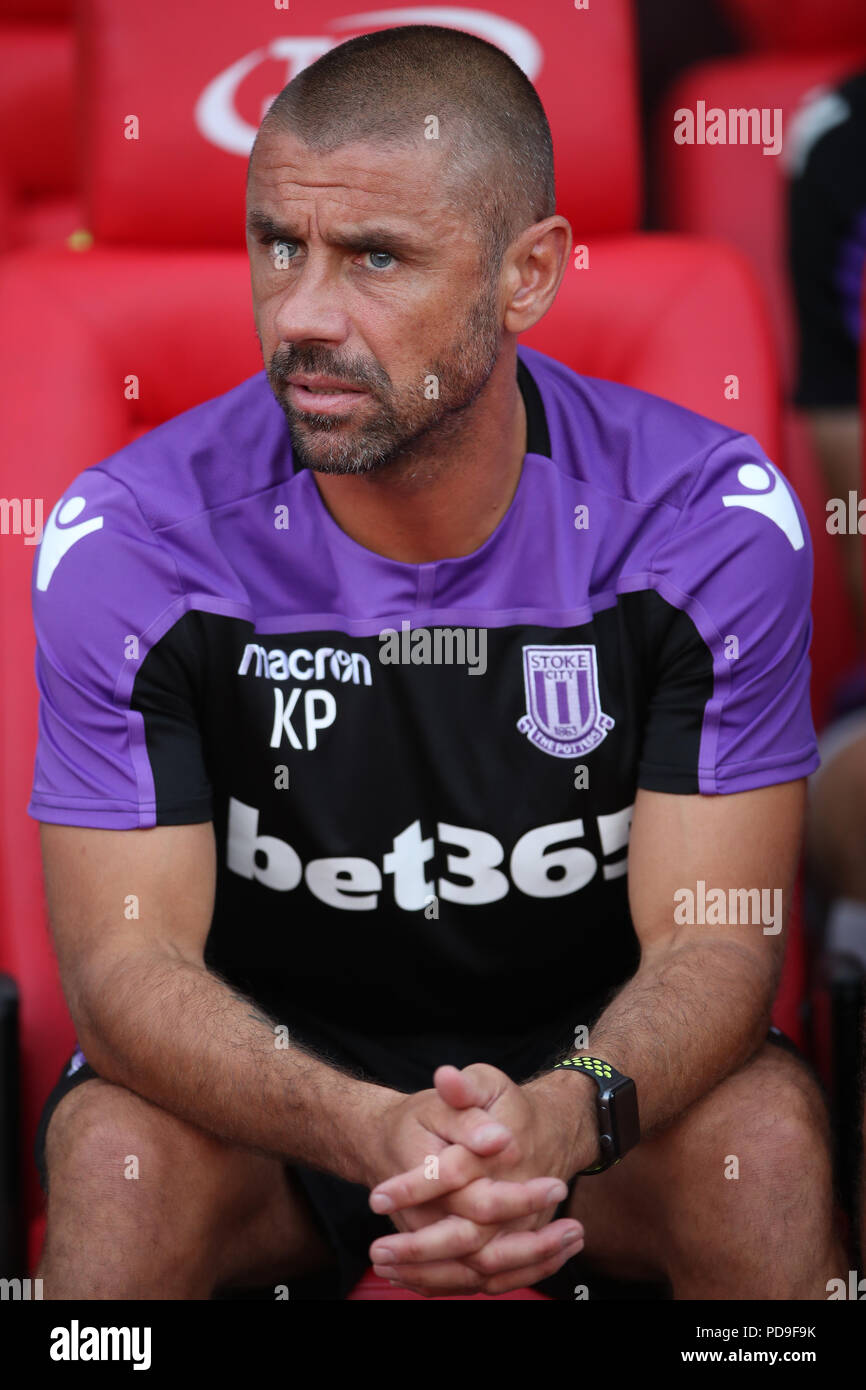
top-left (564, 1039), bottom-right (846, 1299)
top-left (38, 1076), bottom-right (335, 1299)
top-left (805, 723), bottom-right (866, 1266)
top-left (805, 722), bottom-right (866, 903)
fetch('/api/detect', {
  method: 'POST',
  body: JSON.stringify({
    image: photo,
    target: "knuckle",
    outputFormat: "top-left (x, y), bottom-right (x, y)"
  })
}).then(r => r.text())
top-left (469, 1245), bottom-right (501, 1276)
top-left (447, 1148), bottom-right (475, 1186)
top-left (466, 1188), bottom-right (497, 1224)
top-left (455, 1217), bottom-right (484, 1251)
top-left (463, 1062), bottom-right (504, 1090)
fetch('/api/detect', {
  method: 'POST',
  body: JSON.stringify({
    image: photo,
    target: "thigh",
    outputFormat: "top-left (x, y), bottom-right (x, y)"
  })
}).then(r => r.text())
top-left (559, 1036), bottom-right (830, 1285)
top-left (41, 1068), bottom-right (336, 1293)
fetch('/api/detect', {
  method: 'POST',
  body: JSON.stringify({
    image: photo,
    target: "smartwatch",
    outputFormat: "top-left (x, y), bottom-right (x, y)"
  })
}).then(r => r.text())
top-left (552, 1055), bottom-right (640, 1174)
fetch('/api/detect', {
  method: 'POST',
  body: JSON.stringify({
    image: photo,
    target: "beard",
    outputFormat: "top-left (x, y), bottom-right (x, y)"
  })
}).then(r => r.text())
top-left (266, 273), bottom-right (503, 476)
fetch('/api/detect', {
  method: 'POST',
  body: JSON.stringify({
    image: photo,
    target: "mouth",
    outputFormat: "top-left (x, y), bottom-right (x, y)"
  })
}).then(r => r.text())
top-left (285, 377), bottom-right (370, 416)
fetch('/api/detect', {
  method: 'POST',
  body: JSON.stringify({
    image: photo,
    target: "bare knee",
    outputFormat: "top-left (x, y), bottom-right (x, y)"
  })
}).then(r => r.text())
top-left (39, 1077), bottom-right (332, 1298)
top-left (39, 1079), bottom-right (246, 1298)
top-left (669, 1044), bottom-right (832, 1197)
top-left (44, 1077), bottom-right (223, 1205)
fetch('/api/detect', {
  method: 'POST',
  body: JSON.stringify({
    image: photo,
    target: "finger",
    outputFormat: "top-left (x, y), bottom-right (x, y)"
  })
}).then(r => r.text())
top-left (373, 1220), bottom-right (583, 1293)
top-left (377, 1176), bottom-right (567, 1244)
top-left (370, 1141), bottom-right (527, 1214)
top-left (380, 1269), bottom-right (485, 1297)
top-left (370, 1144), bottom-right (479, 1213)
top-left (433, 1062), bottom-right (503, 1115)
top-left (477, 1233), bottom-right (587, 1297)
top-left (371, 1213), bottom-right (486, 1268)
top-left (370, 1182), bottom-right (566, 1265)
top-left (424, 1094), bottom-right (517, 1156)
top-left (372, 1255), bottom-right (485, 1296)
top-left (462, 1219), bottom-right (584, 1280)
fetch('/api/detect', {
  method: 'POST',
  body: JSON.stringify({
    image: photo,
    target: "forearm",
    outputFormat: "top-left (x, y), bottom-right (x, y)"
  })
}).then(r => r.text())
top-left (72, 949), bottom-right (395, 1186)
top-left (529, 940), bottom-right (778, 1176)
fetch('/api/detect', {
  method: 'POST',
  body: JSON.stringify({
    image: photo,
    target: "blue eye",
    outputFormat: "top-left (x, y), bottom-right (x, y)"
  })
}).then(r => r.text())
top-left (366, 251), bottom-right (393, 269)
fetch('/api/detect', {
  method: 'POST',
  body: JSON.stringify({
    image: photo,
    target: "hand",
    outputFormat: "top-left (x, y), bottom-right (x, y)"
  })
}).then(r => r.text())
top-left (364, 1063), bottom-right (590, 1295)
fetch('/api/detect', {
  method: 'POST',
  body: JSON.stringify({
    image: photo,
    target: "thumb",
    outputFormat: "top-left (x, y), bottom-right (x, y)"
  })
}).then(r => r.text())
top-left (433, 1063), bottom-right (498, 1113)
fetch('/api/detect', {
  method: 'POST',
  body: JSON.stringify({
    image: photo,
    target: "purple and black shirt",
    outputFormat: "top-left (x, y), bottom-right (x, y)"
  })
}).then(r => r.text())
top-left (28, 344), bottom-right (818, 1085)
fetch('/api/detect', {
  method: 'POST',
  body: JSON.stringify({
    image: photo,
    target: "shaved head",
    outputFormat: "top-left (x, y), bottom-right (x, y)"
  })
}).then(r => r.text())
top-left (249, 23), bottom-right (555, 282)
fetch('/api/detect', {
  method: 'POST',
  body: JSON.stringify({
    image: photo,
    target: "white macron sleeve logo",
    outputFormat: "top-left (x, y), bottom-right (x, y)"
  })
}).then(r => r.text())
top-left (36, 496), bottom-right (104, 592)
top-left (721, 461), bottom-right (804, 551)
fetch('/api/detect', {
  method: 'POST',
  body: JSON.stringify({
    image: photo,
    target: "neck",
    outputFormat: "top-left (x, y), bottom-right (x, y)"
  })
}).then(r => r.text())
top-left (310, 350), bottom-right (527, 563)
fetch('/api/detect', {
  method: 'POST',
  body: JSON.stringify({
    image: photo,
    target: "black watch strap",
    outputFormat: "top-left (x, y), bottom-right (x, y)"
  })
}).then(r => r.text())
top-left (552, 1055), bottom-right (639, 1174)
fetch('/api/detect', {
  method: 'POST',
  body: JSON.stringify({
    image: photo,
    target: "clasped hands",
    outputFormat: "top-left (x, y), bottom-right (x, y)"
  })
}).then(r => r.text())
top-left (364, 1062), bottom-right (588, 1297)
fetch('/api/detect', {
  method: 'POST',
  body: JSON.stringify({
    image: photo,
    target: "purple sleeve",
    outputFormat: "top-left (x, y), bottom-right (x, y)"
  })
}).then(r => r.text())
top-left (27, 466), bottom-right (212, 828)
top-left (641, 434), bottom-right (820, 794)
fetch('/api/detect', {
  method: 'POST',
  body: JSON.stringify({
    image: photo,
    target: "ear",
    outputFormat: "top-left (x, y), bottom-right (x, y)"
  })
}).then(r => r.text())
top-left (503, 217), bottom-right (572, 335)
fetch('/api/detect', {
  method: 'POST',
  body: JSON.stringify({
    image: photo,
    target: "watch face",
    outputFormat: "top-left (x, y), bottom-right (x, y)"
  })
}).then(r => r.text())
top-left (608, 1078), bottom-right (640, 1154)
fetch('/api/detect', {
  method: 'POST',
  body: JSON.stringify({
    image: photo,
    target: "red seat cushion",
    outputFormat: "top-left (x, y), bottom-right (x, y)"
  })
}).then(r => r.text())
top-left (347, 1268), bottom-right (550, 1300)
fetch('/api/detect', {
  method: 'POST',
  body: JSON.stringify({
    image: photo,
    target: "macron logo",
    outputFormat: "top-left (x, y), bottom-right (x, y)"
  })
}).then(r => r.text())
top-left (721, 461), bottom-right (804, 551)
top-left (36, 496), bottom-right (104, 592)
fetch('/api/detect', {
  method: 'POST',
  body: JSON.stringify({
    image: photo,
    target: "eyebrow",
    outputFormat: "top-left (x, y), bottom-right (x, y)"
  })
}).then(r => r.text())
top-left (246, 208), bottom-right (423, 258)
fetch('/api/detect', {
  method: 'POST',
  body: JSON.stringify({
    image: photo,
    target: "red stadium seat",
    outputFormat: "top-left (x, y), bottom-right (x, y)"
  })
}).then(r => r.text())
top-left (79, 0), bottom-right (640, 246)
top-left (0, 0), bottom-right (814, 1297)
top-left (0, 16), bottom-right (80, 249)
top-left (657, 54), bottom-right (866, 378)
top-left (0, 0), bottom-right (73, 16)
top-left (656, 53), bottom-right (865, 729)
top-left (346, 1268), bottom-right (549, 1299)
top-left (723, 0), bottom-right (866, 53)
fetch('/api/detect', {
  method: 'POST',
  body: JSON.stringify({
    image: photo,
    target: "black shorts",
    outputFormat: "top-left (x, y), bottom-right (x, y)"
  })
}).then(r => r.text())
top-left (33, 1024), bottom-right (809, 1301)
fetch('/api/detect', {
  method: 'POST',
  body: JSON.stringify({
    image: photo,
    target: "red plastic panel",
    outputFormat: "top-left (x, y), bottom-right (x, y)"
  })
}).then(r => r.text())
top-left (79, 0), bottom-right (640, 246)
top-left (724, 0), bottom-right (866, 52)
top-left (523, 233), bottom-right (782, 460)
top-left (0, 245), bottom-right (257, 1222)
top-left (0, 25), bottom-right (76, 193)
top-left (0, 0), bottom-right (73, 18)
top-left (656, 53), bottom-right (866, 389)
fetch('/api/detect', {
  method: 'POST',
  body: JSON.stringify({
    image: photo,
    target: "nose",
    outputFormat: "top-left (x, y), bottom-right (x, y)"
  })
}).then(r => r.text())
top-left (272, 249), bottom-right (350, 346)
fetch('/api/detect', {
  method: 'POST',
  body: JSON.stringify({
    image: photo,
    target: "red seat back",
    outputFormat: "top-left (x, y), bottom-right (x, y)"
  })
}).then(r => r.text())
top-left (656, 53), bottom-right (864, 728)
top-left (724, 0), bottom-right (866, 52)
top-left (0, 22), bottom-right (79, 249)
top-left (657, 53), bottom-right (866, 379)
top-left (80, 0), bottom-right (640, 247)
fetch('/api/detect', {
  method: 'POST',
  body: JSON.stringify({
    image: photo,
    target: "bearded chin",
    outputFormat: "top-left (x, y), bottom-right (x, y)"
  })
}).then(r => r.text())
top-left (283, 409), bottom-right (402, 476)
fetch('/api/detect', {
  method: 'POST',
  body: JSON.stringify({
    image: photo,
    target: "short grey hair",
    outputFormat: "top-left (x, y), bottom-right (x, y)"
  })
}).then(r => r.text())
top-left (250, 23), bottom-right (556, 283)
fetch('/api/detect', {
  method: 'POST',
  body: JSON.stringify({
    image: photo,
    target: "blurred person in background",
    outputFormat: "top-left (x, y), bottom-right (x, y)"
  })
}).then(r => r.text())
top-left (786, 67), bottom-right (866, 1259)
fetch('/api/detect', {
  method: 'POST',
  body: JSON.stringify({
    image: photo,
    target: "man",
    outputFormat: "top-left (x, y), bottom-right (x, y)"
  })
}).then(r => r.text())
top-left (788, 67), bottom-right (865, 643)
top-left (31, 24), bottom-right (842, 1300)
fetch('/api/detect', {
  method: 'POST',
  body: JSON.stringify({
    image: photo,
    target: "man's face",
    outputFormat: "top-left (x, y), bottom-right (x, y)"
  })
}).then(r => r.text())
top-left (246, 127), bottom-right (505, 475)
